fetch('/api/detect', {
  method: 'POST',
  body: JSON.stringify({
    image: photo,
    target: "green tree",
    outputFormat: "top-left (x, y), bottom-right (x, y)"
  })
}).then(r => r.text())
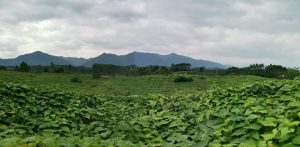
top-left (199, 67), bottom-right (206, 72)
top-left (0, 65), bottom-right (7, 71)
top-left (170, 63), bottom-right (191, 72)
top-left (19, 61), bottom-right (30, 72)
top-left (92, 64), bottom-right (100, 79)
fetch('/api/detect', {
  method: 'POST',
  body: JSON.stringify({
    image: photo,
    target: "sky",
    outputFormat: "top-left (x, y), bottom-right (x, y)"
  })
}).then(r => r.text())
top-left (0, 0), bottom-right (299, 67)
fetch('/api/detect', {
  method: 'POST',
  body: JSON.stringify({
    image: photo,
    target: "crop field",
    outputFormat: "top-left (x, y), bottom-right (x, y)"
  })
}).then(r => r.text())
top-left (1, 79), bottom-right (300, 146)
top-left (0, 71), bottom-right (268, 95)
top-left (3, 71), bottom-right (299, 146)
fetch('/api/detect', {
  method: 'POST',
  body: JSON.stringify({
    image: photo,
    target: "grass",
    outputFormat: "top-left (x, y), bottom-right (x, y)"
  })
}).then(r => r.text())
top-left (0, 71), bottom-right (271, 95)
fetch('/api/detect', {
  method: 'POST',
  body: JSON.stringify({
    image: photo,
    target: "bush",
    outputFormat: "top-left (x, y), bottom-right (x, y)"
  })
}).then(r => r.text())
top-left (71, 77), bottom-right (82, 83)
top-left (54, 68), bottom-right (64, 73)
top-left (294, 76), bottom-right (300, 81)
top-left (174, 76), bottom-right (193, 83)
top-left (0, 65), bottom-right (7, 71)
top-left (43, 67), bottom-right (49, 72)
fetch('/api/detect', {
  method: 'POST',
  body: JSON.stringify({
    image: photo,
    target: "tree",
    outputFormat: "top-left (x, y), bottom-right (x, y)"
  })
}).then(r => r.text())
top-left (18, 61), bottom-right (31, 72)
top-left (92, 64), bottom-right (101, 79)
top-left (264, 64), bottom-right (288, 78)
top-left (226, 67), bottom-right (240, 74)
top-left (54, 67), bottom-right (64, 73)
top-left (0, 65), bottom-right (7, 71)
top-left (170, 63), bottom-right (191, 72)
top-left (43, 67), bottom-right (49, 72)
top-left (199, 67), bottom-right (206, 72)
top-left (249, 64), bottom-right (265, 70)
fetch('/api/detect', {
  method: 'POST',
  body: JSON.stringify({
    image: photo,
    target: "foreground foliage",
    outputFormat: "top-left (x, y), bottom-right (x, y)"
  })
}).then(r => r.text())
top-left (1, 80), bottom-right (300, 146)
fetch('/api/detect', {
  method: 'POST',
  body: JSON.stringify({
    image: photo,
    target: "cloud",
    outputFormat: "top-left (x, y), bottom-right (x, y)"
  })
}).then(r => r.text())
top-left (0, 0), bottom-right (299, 67)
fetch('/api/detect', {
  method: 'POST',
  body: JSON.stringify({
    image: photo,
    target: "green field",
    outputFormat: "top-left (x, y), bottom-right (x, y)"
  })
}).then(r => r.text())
top-left (1, 78), bottom-right (300, 146)
top-left (2, 71), bottom-right (300, 146)
top-left (0, 71), bottom-right (269, 95)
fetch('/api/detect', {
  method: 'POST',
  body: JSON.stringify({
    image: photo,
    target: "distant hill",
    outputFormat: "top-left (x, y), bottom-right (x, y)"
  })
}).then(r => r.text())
top-left (0, 51), bottom-right (71, 66)
top-left (61, 57), bottom-right (91, 66)
top-left (0, 51), bottom-right (228, 68)
top-left (83, 51), bottom-right (227, 68)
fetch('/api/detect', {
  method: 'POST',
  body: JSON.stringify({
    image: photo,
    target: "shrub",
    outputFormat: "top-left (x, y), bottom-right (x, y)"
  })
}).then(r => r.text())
top-left (71, 77), bottom-right (82, 83)
top-left (0, 65), bottom-right (7, 71)
top-left (54, 68), bottom-right (64, 73)
top-left (43, 67), bottom-right (49, 72)
top-left (174, 76), bottom-right (193, 83)
top-left (294, 76), bottom-right (300, 81)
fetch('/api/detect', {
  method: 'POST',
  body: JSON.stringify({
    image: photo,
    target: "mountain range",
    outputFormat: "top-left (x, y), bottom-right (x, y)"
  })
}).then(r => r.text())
top-left (0, 51), bottom-right (229, 68)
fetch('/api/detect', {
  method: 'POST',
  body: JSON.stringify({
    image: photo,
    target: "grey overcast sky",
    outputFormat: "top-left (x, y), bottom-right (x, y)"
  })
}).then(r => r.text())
top-left (0, 0), bottom-right (299, 67)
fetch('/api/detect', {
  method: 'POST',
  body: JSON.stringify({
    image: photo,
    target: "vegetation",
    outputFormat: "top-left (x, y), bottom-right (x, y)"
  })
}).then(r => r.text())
top-left (92, 64), bottom-right (124, 78)
top-left (70, 77), bottom-right (82, 83)
top-left (225, 64), bottom-right (300, 79)
top-left (1, 79), bottom-right (300, 146)
top-left (171, 63), bottom-right (191, 72)
top-left (91, 63), bottom-right (300, 80)
top-left (0, 65), bottom-right (7, 71)
top-left (2, 62), bottom-right (299, 80)
top-left (92, 64), bottom-right (170, 78)
top-left (0, 71), bottom-right (267, 95)
top-left (1, 62), bottom-right (299, 146)
top-left (17, 61), bottom-right (31, 72)
top-left (174, 76), bottom-right (193, 83)
top-left (40, 64), bottom-right (91, 74)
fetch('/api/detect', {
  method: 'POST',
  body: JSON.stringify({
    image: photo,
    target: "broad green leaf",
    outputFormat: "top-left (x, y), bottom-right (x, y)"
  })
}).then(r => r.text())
top-left (258, 117), bottom-right (277, 127)
top-left (240, 138), bottom-right (257, 147)
top-left (287, 101), bottom-right (300, 108)
top-left (231, 128), bottom-right (247, 136)
top-left (169, 120), bottom-right (183, 128)
top-left (149, 100), bottom-right (157, 107)
top-left (41, 136), bottom-right (58, 147)
top-left (155, 120), bottom-right (169, 126)
top-left (273, 128), bottom-right (278, 136)
top-left (100, 130), bottom-right (112, 138)
top-left (287, 121), bottom-right (300, 127)
top-left (261, 133), bottom-right (275, 140)
top-left (192, 140), bottom-right (209, 147)
top-left (61, 126), bottom-right (70, 133)
top-left (280, 127), bottom-right (294, 138)
top-left (250, 131), bottom-right (259, 140)
top-left (282, 143), bottom-right (298, 147)
top-left (247, 114), bottom-right (260, 120)
top-left (279, 85), bottom-right (293, 92)
top-left (292, 135), bottom-right (300, 145)
top-left (244, 109), bottom-right (253, 116)
top-left (258, 141), bottom-right (267, 147)
top-left (244, 123), bottom-right (261, 130)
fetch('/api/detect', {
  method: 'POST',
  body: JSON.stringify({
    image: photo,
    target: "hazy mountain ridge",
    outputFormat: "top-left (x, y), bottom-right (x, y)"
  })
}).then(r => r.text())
top-left (0, 51), bottom-right (71, 66)
top-left (61, 57), bottom-right (91, 66)
top-left (0, 51), bottom-right (228, 68)
top-left (83, 51), bottom-right (227, 68)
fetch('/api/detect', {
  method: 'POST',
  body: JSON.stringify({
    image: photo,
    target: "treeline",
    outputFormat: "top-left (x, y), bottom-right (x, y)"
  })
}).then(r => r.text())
top-left (91, 63), bottom-right (196, 78)
top-left (1, 62), bottom-right (299, 79)
top-left (1, 62), bottom-right (192, 76)
top-left (225, 64), bottom-right (300, 79)
top-left (2, 62), bottom-right (91, 73)
top-left (92, 64), bottom-right (170, 78)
